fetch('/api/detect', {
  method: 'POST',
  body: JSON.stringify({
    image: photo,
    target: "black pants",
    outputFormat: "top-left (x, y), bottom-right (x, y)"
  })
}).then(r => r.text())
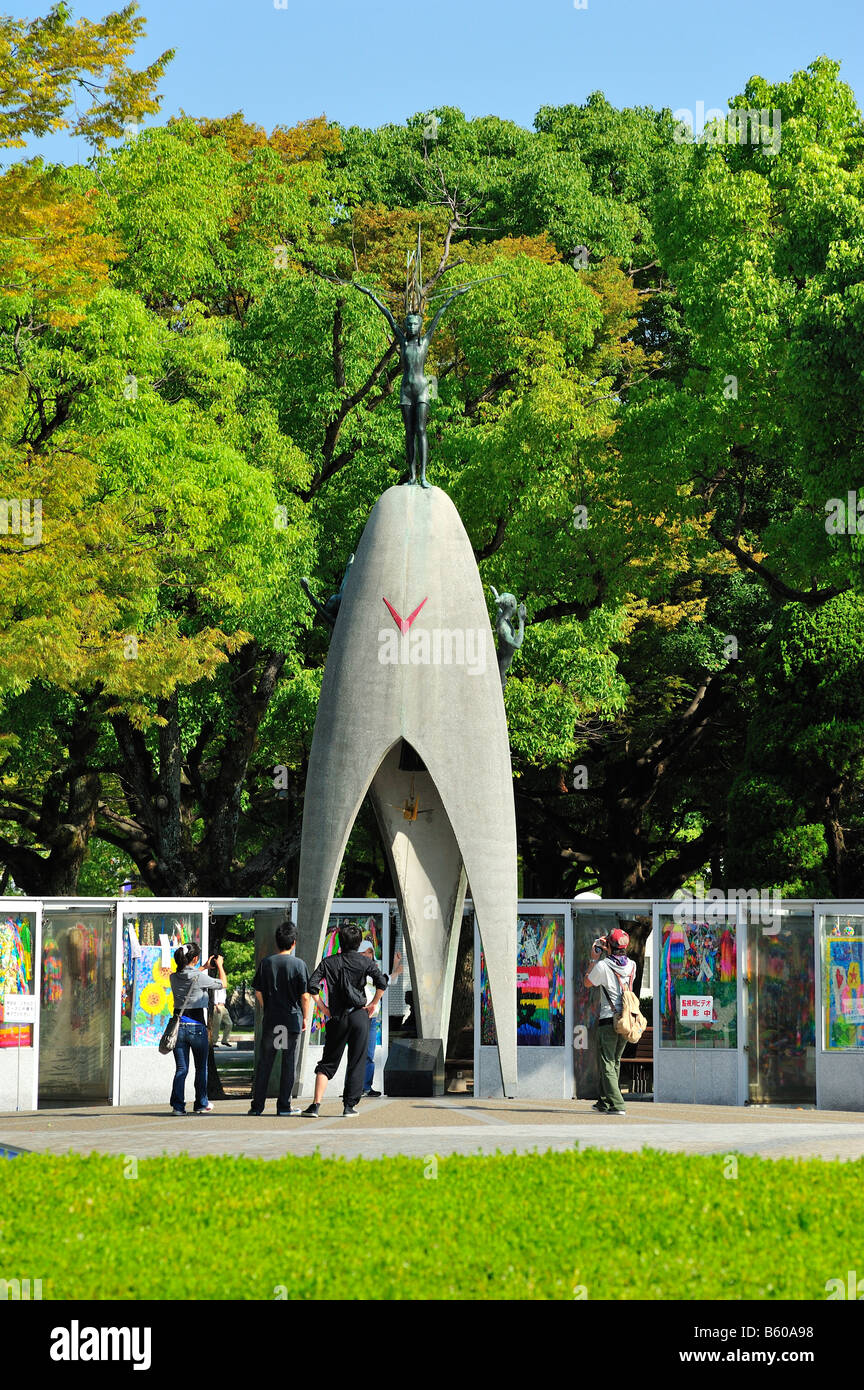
top-left (252, 1021), bottom-right (301, 1112)
top-left (315, 1007), bottom-right (369, 1107)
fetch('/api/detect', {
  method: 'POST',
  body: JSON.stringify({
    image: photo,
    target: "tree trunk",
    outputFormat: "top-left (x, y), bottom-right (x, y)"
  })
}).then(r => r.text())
top-left (102, 643), bottom-right (300, 896)
top-left (826, 787), bottom-right (847, 897)
top-left (0, 702), bottom-right (103, 895)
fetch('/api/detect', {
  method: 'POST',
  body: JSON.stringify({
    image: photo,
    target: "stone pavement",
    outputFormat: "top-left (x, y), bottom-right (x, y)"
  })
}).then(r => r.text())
top-left (3, 1097), bottom-right (864, 1161)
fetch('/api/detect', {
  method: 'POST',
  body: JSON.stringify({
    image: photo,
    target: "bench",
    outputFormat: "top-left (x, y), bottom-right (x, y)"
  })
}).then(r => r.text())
top-left (619, 1027), bottom-right (653, 1094)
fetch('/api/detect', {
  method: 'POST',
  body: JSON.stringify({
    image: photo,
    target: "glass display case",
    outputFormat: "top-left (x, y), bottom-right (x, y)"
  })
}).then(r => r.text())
top-left (480, 912), bottom-right (566, 1047)
top-left (657, 909), bottom-right (738, 1049)
top-left (387, 912), bottom-right (414, 1036)
top-left (746, 907), bottom-right (816, 1103)
top-left (118, 901), bottom-right (206, 1046)
top-left (0, 905), bottom-right (37, 1050)
top-left (474, 903), bottom-right (572, 1098)
top-left (38, 904), bottom-right (114, 1103)
top-left (571, 906), bottom-right (652, 1098)
top-left (4, 893), bottom-right (864, 1112)
top-left (821, 914), bottom-right (864, 1051)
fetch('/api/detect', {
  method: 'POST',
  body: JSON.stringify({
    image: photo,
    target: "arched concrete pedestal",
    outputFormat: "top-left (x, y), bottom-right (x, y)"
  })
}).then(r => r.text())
top-left (295, 485), bottom-right (518, 1095)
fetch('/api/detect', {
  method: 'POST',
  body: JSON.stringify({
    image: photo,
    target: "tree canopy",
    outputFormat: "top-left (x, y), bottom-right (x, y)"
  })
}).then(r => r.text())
top-left (1, 12), bottom-right (862, 902)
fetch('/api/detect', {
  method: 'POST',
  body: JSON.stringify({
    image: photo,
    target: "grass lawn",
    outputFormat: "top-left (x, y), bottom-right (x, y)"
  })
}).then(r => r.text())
top-left (1, 1147), bottom-right (860, 1300)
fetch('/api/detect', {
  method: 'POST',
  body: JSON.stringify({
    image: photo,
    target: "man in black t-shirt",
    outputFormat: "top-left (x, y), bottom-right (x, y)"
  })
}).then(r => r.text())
top-left (249, 923), bottom-right (310, 1116)
top-left (302, 922), bottom-right (389, 1118)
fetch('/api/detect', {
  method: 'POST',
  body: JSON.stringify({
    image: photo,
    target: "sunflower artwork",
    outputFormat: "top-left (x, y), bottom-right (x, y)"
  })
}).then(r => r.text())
top-left (131, 946), bottom-right (174, 1045)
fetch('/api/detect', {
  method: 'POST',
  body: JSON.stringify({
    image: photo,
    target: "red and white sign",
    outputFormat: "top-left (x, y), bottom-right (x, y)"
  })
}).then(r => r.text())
top-left (679, 994), bottom-right (713, 1023)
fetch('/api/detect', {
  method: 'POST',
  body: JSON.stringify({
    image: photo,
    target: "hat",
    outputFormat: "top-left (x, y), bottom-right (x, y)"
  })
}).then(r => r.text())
top-left (609, 928), bottom-right (630, 951)
top-left (357, 939), bottom-right (374, 954)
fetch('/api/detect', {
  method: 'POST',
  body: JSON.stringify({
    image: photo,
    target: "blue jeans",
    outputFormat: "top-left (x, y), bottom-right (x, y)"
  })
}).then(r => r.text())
top-left (364, 1014), bottom-right (376, 1091)
top-left (170, 1021), bottom-right (210, 1111)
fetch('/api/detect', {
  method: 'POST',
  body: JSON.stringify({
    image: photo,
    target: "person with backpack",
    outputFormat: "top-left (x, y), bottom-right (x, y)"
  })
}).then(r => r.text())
top-left (583, 927), bottom-right (639, 1116)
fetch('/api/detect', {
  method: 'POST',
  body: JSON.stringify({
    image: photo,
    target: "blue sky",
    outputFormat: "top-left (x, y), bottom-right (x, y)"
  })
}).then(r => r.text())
top-left (13, 0), bottom-right (864, 164)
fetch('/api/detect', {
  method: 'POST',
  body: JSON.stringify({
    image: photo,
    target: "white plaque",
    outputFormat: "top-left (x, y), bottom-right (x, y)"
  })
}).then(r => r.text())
top-left (3, 994), bottom-right (36, 1024)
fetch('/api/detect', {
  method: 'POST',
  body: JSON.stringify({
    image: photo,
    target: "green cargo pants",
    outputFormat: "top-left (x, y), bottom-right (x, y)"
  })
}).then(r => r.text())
top-left (595, 1021), bottom-right (628, 1112)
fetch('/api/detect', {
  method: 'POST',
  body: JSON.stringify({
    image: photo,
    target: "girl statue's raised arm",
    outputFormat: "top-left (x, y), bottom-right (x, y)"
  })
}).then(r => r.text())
top-left (349, 282), bottom-right (404, 345)
top-left (423, 285), bottom-right (472, 345)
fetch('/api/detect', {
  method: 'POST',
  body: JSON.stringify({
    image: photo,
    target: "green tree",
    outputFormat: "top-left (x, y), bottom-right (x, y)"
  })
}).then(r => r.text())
top-left (5, 54), bottom-right (864, 903)
top-left (0, 1), bottom-right (172, 152)
top-left (727, 593), bottom-right (864, 896)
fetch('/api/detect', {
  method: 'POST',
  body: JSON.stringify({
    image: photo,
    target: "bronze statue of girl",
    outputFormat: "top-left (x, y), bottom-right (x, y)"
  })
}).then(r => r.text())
top-left (350, 283), bottom-right (471, 488)
top-left (345, 232), bottom-right (501, 487)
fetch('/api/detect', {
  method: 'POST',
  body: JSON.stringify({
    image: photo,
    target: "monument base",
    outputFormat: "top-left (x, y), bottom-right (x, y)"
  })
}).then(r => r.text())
top-left (384, 1038), bottom-right (445, 1097)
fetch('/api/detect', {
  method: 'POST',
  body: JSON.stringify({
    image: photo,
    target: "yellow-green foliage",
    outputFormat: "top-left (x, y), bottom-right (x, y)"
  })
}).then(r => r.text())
top-left (1, 1148), bottom-right (861, 1301)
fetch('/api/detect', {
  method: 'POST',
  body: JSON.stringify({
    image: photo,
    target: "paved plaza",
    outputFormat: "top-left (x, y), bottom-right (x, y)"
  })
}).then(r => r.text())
top-left (3, 1097), bottom-right (864, 1162)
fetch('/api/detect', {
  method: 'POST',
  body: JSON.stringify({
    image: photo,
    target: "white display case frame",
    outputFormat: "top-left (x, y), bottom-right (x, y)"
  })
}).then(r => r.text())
top-left (814, 903), bottom-right (864, 1111)
top-left (0, 899), bottom-right (42, 1112)
top-left (652, 900), bottom-right (746, 1106)
top-left (474, 900), bottom-right (573, 1099)
top-left (569, 899), bottom-right (654, 1102)
top-left (114, 897), bottom-right (210, 1106)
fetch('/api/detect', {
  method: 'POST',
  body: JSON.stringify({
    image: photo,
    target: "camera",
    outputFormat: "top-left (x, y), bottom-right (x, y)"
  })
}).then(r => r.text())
top-left (592, 936), bottom-right (609, 956)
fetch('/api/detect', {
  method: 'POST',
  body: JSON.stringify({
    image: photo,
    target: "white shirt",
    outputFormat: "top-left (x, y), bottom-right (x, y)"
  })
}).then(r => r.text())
top-left (588, 959), bottom-right (635, 1021)
top-left (359, 952), bottom-right (380, 1015)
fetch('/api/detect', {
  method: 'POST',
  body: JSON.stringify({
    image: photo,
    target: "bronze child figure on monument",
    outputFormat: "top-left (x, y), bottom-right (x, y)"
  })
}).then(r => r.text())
top-left (347, 231), bottom-right (500, 488)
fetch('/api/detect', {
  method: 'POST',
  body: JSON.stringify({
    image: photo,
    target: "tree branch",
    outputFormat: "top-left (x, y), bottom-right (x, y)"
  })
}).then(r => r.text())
top-left (474, 515), bottom-right (509, 561)
top-left (710, 525), bottom-right (849, 607)
top-left (332, 297), bottom-right (346, 391)
top-left (301, 336), bottom-right (399, 500)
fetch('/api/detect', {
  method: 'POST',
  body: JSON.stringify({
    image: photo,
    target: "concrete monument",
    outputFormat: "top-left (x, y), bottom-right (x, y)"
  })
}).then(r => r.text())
top-left (295, 485), bottom-right (518, 1096)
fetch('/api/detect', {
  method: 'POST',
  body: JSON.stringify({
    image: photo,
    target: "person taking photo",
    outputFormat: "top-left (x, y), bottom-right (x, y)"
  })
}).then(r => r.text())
top-left (169, 943), bottom-right (227, 1115)
top-left (583, 928), bottom-right (636, 1117)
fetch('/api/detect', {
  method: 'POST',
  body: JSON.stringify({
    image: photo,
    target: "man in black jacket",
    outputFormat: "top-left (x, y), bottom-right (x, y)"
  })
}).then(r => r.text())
top-left (302, 923), bottom-right (389, 1117)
